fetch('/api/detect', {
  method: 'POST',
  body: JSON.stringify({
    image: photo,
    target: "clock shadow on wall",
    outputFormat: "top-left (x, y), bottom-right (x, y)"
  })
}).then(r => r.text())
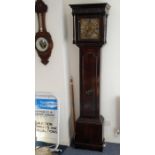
top-left (35, 0), bottom-right (53, 65)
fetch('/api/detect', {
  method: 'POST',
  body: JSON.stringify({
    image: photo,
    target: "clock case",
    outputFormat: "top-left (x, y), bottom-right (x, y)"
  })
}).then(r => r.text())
top-left (70, 3), bottom-right (110, 151)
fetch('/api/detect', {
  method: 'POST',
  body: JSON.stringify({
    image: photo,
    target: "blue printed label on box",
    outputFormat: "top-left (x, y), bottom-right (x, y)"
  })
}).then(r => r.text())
top-left (35, 99), bottom-right (57, 110)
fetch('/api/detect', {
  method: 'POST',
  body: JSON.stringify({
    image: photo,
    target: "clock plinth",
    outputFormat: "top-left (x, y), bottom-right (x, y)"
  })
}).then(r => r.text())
top-left (75, 116), bottom-right (104, 151)
top-left (70, 3), bottom-right (110, 151)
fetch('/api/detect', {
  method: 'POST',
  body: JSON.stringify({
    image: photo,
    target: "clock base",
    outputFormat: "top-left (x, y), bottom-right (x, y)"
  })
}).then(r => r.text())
top-left (74, 115), bottom-right (104, 151)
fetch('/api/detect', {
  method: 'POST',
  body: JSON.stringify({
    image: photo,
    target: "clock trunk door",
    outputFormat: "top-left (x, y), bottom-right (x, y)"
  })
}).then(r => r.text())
top-left (80, 47), bottom-right (100, 118)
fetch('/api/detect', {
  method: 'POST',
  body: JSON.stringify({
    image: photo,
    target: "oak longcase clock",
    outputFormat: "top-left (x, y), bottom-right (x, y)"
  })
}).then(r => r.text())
top-left (70, 3), bottom-right (110, 151)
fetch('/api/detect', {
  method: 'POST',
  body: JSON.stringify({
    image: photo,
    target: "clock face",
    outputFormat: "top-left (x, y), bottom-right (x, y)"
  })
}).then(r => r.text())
top-left (36, 37), bottom-right (49, 52)
top-left (79, 18), bottom-right (100, 40)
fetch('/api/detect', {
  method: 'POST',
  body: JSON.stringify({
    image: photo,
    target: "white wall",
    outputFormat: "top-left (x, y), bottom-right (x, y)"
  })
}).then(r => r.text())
top-left (35, 0), bottom-right (71, 146)
top-left (64, 0), bottom-right (120, 143)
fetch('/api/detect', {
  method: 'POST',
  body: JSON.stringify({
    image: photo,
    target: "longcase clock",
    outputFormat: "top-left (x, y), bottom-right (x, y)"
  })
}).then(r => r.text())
top-left (70, 3), bottom-right (110, 151)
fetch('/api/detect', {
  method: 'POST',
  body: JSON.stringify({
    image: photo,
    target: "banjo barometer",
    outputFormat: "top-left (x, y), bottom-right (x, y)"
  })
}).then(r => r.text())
top-left (35, 0), bottom-right (53, 65)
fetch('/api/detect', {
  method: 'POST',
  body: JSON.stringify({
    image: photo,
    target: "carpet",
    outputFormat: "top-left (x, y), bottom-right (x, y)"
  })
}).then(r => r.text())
top-left (62, 143), bottom-right (120, 155)
top-left (35, 141), bottom-right (120, 155)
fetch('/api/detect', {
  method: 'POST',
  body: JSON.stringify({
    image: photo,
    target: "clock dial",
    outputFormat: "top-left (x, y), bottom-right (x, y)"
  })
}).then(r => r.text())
top-left (36, 37), bottom-right (49, 52)
top-left (80, 18), bottom-right (100, 40)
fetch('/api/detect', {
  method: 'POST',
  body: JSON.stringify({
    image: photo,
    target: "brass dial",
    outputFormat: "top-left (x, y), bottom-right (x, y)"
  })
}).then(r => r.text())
top-left (80, 18), bottom-right (100, 40)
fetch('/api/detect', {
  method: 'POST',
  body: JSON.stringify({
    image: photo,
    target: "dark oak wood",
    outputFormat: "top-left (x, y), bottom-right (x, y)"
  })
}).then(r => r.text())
top-left (35, 0), bottom-right (53, 65)
top-left (80, 47), bottom-right (100, 118)
top-left (70, 3), bottom-right (110, 151)
top-left (75, 116), bottom-right (104, 151)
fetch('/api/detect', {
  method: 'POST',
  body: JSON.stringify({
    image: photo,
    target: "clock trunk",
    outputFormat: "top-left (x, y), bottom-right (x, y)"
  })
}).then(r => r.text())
top-left (80, 47), bottom-right (100, 118)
